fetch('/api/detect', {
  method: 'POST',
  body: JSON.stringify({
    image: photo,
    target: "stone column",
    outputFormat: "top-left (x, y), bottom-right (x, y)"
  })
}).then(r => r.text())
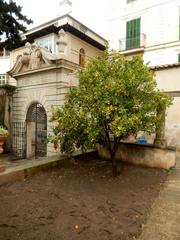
top-left (154, 105), bottom-right (167, 148)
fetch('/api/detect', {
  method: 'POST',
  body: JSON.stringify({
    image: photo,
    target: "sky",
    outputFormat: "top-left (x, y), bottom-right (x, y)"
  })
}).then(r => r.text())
top-left (14, 0), bottom-right (109, 39)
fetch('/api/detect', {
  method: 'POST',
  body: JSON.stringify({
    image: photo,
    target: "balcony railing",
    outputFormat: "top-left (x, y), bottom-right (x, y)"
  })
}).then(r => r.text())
top-left (119, 34), bottom-right (146, 52)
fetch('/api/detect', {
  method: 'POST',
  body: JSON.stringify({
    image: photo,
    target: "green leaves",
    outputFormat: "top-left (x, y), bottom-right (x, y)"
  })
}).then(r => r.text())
top-left (49, 49), bottom-right (172, 155)
top-left (0, 0), bottom-right (33, 50)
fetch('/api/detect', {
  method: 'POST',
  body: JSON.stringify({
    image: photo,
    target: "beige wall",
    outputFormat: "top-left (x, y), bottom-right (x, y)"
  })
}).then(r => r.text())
top-left (67, 33), bottom-right (103, 64)
top-left (97, 142), bottom-right (176, 170)
top-left (165, 97), bottom-right (180, 146)
top-left (155, 67), bottom-right (180, 146)
top-left (155, 67), bottom-right (180, 92)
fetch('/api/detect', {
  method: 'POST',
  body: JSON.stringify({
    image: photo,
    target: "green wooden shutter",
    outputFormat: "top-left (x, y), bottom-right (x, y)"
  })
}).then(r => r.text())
top-left (126, 18), bottom-right (141, 50)
top-left (135, 18), bottom-right (141, 48)
top-left (178, 54), bottom-right (180, 62)
top-left (126, 21), bottom-right (130, 49)
top-left (127, 0), bottom-right (136, 3)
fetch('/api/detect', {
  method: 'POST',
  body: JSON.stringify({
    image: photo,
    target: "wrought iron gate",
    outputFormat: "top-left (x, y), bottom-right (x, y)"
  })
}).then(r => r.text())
top-left (12, 121), bottom-right (26, 159)
top-left (26, 102), bottom-right (47, 158)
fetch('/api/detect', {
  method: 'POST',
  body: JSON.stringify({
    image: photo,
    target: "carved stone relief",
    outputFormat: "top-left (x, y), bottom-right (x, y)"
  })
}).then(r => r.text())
top-left (9, 42), bottom-right (58, 75)
top-left (24, 43), bottom-right (44, 70)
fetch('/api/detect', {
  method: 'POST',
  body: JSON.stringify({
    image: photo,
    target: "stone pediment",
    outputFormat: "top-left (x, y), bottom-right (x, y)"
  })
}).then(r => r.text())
top-left (8, 42), bottom-right (58, 76)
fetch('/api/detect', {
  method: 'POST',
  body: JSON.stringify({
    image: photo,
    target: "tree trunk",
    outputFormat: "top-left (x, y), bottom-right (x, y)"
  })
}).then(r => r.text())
top-left (154, 104), bottom-right (167, 148)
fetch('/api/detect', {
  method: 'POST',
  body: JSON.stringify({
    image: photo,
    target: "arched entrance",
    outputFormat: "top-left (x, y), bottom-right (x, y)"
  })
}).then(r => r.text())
top-left (26, 102), bottom-right (47, 159)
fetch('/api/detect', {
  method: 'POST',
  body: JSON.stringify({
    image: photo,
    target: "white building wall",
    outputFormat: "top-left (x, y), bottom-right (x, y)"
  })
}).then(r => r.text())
top-left (0, 56), bottom-right (12, 85)
top-left (109, 0), bottom-right (180, 147)
top-left (109, 0), bottom-right (180, 66)
top-left (0, 58), bottom-right (10, 73)
top-left (155, 67), bottom-right (180, 91)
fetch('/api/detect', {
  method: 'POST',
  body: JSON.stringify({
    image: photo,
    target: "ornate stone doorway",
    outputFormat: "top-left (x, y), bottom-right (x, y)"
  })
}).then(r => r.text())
top-left (26, 103), bottom-right (47, 159)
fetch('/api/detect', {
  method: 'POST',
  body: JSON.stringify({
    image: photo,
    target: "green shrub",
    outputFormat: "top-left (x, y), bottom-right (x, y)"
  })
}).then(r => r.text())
top-left (0, 126), bottom-right (9, 137)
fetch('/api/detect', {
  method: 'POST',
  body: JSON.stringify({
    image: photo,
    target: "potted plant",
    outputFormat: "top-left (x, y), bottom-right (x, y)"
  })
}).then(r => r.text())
top-left (0, 126), bottom-right (9, 155)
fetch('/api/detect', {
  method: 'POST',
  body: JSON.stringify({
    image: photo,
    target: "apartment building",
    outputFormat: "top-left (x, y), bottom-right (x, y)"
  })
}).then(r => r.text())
top-left (109, 0), bottom-right (180, 66)
top-left (109, 0), bottom-right (180, 146)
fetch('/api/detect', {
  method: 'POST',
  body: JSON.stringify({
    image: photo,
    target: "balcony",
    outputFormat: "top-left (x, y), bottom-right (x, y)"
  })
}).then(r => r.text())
top-left (119, 34), bottom-right (146, 54)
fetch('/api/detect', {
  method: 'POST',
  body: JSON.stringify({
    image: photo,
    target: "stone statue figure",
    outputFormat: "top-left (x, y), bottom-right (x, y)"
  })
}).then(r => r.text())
top-left (18, 42), bottom-right (58, 71)
top-left (8, 42), bottom-right (58, 75)
top-left (56, 29), bottom-right (68, 54)
top-left (25, 43), bottom-right (43, 69)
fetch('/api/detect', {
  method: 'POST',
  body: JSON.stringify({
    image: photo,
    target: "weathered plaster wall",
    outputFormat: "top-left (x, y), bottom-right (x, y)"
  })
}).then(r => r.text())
top-left (165, 97), bottom-right (180, 146)
top-left (97, 142), bottom-right (176, 170)
top-left (155, 67), bottom-right (180, 92)
top-left (155, 67), bottom-right (180, 146)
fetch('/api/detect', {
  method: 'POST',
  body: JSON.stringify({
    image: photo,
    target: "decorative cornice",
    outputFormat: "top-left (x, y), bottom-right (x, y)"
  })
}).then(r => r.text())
top-left (8, 56), bottom-right (79, 78)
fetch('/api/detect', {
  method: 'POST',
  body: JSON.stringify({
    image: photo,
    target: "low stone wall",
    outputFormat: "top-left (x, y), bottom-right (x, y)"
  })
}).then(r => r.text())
top-left (97, 142), bottom-right (176, 170)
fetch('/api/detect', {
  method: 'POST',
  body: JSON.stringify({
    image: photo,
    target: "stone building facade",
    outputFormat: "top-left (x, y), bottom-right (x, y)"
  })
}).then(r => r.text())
top-left (8, 15), bottom-right (106, 159)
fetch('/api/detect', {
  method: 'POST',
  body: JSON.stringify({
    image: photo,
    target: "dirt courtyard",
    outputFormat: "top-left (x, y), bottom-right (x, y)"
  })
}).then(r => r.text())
top-left (0, 155), bottom-right (167, 240)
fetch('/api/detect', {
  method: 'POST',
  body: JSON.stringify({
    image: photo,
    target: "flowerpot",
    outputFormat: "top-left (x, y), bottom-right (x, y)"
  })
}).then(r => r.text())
top-left (0, 136), bottom-right (6, 155)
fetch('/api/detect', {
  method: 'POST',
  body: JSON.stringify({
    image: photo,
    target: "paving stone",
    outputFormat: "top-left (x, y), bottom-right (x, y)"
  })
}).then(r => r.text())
top-left (138, 151), bottom-right (180, 240)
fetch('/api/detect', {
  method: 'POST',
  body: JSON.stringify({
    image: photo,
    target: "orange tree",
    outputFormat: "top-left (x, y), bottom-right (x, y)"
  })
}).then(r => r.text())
top-left (49, 50), bottom-right (172, 176)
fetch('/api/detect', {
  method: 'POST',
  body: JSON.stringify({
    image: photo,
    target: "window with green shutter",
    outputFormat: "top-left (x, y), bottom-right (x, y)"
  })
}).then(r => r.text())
top-left (178, 54), bottom-right (180, 62)
top-left (126, 18), bottom-right (141, 50)
top-left (127, 0), bottom-right (136, 3)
